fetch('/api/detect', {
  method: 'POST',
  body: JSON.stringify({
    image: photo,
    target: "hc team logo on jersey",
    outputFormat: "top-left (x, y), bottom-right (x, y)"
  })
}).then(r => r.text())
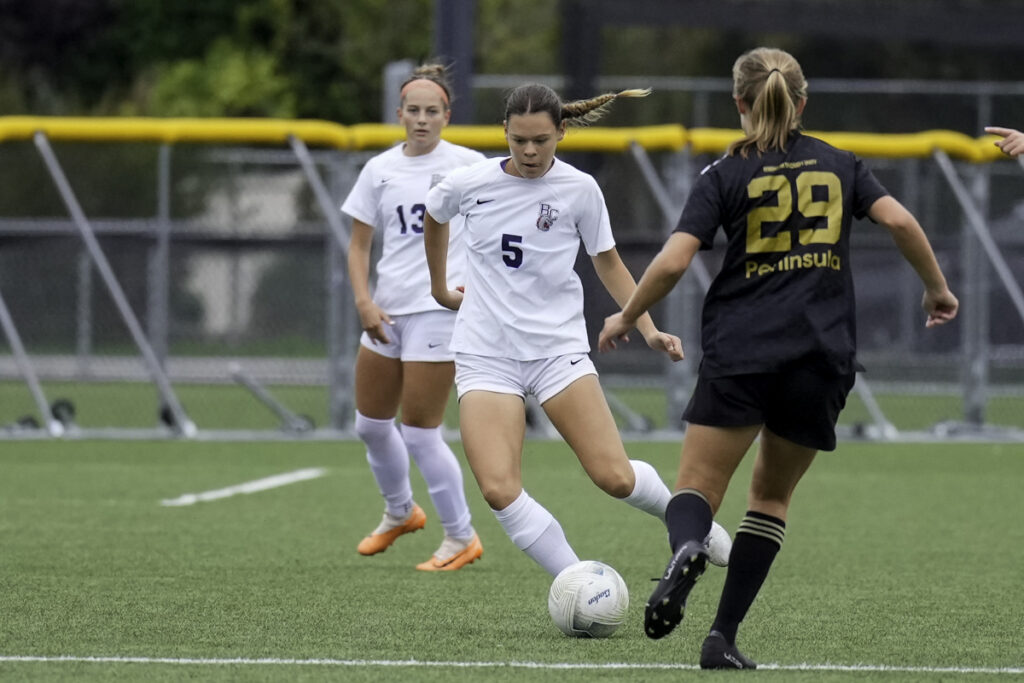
top-left (536, 203), bottom-right (559, 231)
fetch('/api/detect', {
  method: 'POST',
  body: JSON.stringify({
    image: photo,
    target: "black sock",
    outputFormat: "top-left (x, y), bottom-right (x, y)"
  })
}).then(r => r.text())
top-left (710, 510), bottom-right (785, 644)
top-left (665, 489), bottom-right (712, 552)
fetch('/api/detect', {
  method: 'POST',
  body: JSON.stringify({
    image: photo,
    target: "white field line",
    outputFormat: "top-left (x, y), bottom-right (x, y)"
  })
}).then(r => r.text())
top-left (0, 656), bottom-right (1022, 675)
top-left (160, 467), bottom-right (327, 507)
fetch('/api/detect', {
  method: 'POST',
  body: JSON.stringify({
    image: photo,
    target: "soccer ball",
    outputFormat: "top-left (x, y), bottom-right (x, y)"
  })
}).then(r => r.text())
top-left (547, 560), bottom-right (629, 638)
top-left (706, 520), bottom-right (733, 567)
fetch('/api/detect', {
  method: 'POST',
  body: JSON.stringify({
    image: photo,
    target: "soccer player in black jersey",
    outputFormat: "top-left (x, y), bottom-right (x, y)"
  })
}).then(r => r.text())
top-left (599, 47), bottom-right (958, 669)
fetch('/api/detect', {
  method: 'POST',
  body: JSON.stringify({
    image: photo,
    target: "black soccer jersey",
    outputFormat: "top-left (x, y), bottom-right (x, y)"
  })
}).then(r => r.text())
top-left (675, 132), bottom-right (889, 377)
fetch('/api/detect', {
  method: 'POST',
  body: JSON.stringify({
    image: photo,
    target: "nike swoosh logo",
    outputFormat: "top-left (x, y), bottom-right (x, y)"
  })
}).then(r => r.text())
top-left (570, 357), bottom-right (584, 365)
top-left (476, 198), bottom-right (495, 204)
top-left (428, 342), bottom-right (442, 348)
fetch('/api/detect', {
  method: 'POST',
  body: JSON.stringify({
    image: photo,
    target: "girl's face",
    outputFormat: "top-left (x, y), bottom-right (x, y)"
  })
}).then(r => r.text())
top-left (398, 85), bottom-right (450, 155)
top-left (503, 111), bottom-right (565, 179)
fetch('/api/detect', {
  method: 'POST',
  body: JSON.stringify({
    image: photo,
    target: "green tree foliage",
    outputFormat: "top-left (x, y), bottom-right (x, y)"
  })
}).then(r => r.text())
top-left (144, 39), bottom-right (297, 118)
top-left (1, 0), bottom-right (1024, 122)
top-left (0, 0), bottom-right (436, 121)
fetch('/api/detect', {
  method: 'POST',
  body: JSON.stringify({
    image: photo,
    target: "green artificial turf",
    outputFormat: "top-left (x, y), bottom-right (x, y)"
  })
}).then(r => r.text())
top-left (1, 439), bottom-right (1022, 681)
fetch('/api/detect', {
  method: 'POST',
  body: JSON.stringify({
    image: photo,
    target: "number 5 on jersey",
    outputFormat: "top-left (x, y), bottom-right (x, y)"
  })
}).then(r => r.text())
top-left (502, 234), bottom-right (523, 268)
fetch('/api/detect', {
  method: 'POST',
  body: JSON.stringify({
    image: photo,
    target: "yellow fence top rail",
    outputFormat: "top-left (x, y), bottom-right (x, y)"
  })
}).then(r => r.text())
top-left (0, 116), bottom-right (1009, 162)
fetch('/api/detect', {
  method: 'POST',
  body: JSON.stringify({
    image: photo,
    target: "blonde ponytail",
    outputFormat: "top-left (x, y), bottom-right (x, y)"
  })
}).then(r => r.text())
top-left (728, 48), bottom-right (807, 158)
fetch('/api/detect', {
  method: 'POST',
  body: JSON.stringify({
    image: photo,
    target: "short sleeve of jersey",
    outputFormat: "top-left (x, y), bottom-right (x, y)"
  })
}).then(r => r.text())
top-left (673, 164), bottom-right (723, 249)
top-left (340, 156), bottom-right (380, 226)
top-left (851, 157), bottom-right (889, 219)
top-left (425, 166), bottom-right (467, 224)
top-left (576, 175), bottom-right (615, 256)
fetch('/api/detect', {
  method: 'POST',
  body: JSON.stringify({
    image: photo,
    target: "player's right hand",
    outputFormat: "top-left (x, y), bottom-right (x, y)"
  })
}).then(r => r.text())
top-left (598, 312), bottom-right (632, 352)
top-left (358, 303), bottom-right (393, 344)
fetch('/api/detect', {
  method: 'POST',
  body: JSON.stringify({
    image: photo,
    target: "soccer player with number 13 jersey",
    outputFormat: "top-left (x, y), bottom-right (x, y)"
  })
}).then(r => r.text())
top-left (341, 63), bottom-right (485, 571)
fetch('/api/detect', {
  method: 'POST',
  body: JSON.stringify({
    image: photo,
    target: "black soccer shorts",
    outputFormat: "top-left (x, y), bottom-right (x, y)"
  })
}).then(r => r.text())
top-left (682, 365), bottom-right (857, 451)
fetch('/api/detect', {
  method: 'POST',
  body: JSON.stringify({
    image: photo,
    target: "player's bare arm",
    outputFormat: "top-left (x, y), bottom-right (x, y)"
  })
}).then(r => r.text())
top-left (348, 218), bottom-right (393, 343)
top-left (423, 212), bottom-right (463, 310)
top-left (591, 248), bottom-right (684, 361)
top-left (598, 232), bottom-right (700, 352)
top-left (867, 195), bottom-right (959, 327)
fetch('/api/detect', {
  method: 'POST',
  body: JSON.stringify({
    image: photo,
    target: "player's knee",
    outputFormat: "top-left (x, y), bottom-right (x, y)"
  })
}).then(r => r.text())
top-left (478, 481), bottom-right (519, 510)
top-left (354, 411), bottom-right (394, 442)
top-left (591, 465), bottom-right (634, 499)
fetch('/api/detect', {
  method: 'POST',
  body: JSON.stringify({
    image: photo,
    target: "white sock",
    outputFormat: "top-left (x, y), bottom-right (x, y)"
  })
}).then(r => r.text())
top-left (354, 411), bottom-right (413, 518)
top-left (400, 423), bottom-right (474, 540)
top-left (493, 490), bottom-right (578, 576)
top-left (623, 459), bottom-right (671, 522)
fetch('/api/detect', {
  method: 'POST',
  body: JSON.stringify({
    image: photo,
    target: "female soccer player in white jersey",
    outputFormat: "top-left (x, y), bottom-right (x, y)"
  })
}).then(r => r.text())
top-left (340, 63), bottom-right (484, 571)
top-left (599, 47), bottom-right (958, 668)
top-left (422, 82), bottom-right (731, 578)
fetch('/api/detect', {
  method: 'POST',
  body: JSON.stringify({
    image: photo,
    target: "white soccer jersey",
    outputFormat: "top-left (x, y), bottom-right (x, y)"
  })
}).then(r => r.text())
top-left (426, 157), bottom-right (615, 361)
top-left (341, 140), bottom-right (485, 316)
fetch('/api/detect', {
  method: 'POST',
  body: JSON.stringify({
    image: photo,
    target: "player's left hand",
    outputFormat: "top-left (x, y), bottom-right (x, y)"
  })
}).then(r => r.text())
top-left (646, 331), bottom-right (685, 362)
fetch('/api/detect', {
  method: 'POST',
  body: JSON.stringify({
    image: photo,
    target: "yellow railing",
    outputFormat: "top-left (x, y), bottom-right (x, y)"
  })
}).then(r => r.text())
top-left (0, 117), bottom-right (1009, 162)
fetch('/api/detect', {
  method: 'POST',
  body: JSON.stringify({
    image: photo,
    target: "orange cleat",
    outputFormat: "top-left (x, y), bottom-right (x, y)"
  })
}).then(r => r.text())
top-left (356, 504), bottom-right (427, 556)
top-left (416, 533), bottom-right (483, 571)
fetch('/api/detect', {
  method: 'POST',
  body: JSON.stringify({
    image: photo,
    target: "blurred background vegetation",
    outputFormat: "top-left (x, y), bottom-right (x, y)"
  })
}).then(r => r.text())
top-left (1, 0), bottom-right (1023, 125)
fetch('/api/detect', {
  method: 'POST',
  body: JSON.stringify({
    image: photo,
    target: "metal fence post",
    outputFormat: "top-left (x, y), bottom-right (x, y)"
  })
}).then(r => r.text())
top-left (964, 164), bottom-right (992, 425)
top-left (148, 143), bottom-right (172, 366)
top-left (75, 248), bottom-right (92, 375)
top-left (0, 286), bottom-right (62, 435)
top-left (288, 135), bottom-right (356, 432)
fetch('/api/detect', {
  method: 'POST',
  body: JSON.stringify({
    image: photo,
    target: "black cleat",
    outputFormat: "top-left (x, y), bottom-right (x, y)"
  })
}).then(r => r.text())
top-left (644, 540), bottom-right (708, 639)
top-left (700, 630), bottom-right (757, 670)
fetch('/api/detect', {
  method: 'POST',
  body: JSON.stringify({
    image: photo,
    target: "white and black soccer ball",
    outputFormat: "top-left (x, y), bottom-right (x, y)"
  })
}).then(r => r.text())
top-left (706, 520), bottom-right (733, 567)
top-left (547, 560), bottom-right (629, 638)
